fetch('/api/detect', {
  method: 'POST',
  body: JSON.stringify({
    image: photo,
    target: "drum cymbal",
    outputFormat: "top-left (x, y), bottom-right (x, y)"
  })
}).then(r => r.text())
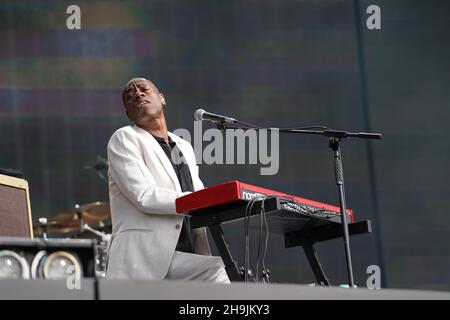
top-left (52, 202), bottom-right (110, 225)
top-left (79, 202), bottom-right (110, 222)
top-left (33, 202), bottom-right (110, 237)
top-left (33, 221), bottom-right (80, 235)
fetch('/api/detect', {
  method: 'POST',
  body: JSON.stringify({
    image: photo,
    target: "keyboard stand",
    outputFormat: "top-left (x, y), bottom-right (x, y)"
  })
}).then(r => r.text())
top-left (284, 220), bottom-right (372, 285)
top-left (189, 199), bottom-right (371, 284)
top-left (209, 224), bottom-right (242, 281)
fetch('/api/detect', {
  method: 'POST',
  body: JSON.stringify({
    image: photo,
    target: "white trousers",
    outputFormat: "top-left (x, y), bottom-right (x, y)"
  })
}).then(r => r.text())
top-left (165, 251), bottom-right (230, 284)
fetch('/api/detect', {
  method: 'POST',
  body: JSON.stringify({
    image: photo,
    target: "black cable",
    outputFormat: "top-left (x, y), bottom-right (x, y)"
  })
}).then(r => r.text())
top-left (260, 196), bottom-right (270, 283)
top-left (235, 119), bottom-right (261, 129)
top-left (256, 198), bottom-right (264, 282)
top-left (261, 195), bottom-right (297, 283)
top-left (244, 195), bottom-right (262, 282)
top-left (244, 194), bottom-right (341, 283)
top-left (280, 126), bottom-right (332, 131)
top-left (255, 194), bottom-right (276, 283)
top-left (244, 194), bottom-right (271, 282)
top-left (251, 194), bottom-right (293, 283)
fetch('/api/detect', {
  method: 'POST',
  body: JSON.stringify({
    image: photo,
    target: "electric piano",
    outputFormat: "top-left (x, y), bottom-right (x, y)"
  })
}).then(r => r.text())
top-left (176, 181), bottom-right (371, 284)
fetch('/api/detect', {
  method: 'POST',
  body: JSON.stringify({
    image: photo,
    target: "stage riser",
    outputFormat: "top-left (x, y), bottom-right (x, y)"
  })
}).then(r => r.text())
top-left (1, 279), bottom-right (449, 300)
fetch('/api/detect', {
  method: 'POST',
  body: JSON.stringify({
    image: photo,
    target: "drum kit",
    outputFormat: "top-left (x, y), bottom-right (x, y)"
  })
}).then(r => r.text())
top-left (31, 156), bottom-right (112, 277)
top-left (33, 201), bottom-right (112, 277)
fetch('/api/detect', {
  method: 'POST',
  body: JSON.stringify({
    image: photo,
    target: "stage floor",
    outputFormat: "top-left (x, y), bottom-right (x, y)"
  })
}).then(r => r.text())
top-left (0, 279), bottom-right (449, 300)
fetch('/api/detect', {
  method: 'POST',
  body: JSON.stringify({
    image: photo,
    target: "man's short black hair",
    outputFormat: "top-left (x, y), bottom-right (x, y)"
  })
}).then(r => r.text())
top-left (122, 77), bottom-right (150, 107)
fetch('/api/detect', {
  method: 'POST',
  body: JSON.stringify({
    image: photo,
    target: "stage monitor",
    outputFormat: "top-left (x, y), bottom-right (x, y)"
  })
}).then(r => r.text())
top-left (0, 173), bottom-right (33, 238)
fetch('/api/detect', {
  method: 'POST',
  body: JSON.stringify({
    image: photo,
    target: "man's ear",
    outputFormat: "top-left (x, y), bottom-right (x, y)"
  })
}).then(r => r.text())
top-left (160, 93), bottom-right (166, 106)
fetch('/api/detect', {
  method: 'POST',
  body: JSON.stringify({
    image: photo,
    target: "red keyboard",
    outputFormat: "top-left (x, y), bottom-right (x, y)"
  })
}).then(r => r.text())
top-left (176, 180), bottom-right (354, 223)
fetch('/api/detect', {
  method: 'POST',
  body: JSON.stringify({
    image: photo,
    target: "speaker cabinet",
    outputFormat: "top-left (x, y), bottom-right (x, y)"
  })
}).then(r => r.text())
top-left (0, 173), bottom-right (33, 238)
top-left (0, 237), bottom-right (96, 280)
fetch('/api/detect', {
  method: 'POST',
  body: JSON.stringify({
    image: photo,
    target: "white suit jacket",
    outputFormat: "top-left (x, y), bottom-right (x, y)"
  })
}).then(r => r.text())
top-left (105, 125), bottom-right (211, 280)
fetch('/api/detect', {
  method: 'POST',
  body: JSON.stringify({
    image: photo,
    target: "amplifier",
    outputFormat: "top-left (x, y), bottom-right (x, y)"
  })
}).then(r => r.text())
top-left (0, 173), bottom-right (33, 238)
top-left (0, 237), bottom-right (96, 280)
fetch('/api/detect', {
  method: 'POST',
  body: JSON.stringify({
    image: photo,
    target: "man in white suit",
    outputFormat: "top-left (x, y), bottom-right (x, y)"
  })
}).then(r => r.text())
top-left (106, 77), bottom-right (229, 283)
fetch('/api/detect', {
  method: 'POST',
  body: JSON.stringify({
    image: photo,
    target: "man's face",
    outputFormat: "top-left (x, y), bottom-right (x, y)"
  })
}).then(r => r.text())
top-left (123, 79), bottom-right (166, 125)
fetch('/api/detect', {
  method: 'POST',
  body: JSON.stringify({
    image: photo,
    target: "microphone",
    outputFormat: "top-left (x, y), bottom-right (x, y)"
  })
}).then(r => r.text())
top-left (194, 109), bottom-right (237, 124)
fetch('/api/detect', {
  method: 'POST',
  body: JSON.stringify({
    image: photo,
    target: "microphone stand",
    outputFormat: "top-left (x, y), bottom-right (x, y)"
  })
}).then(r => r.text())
top-left (215, 121), bottom-right (381, 288)
top-left (84, 155), bottom-right (109, 185)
